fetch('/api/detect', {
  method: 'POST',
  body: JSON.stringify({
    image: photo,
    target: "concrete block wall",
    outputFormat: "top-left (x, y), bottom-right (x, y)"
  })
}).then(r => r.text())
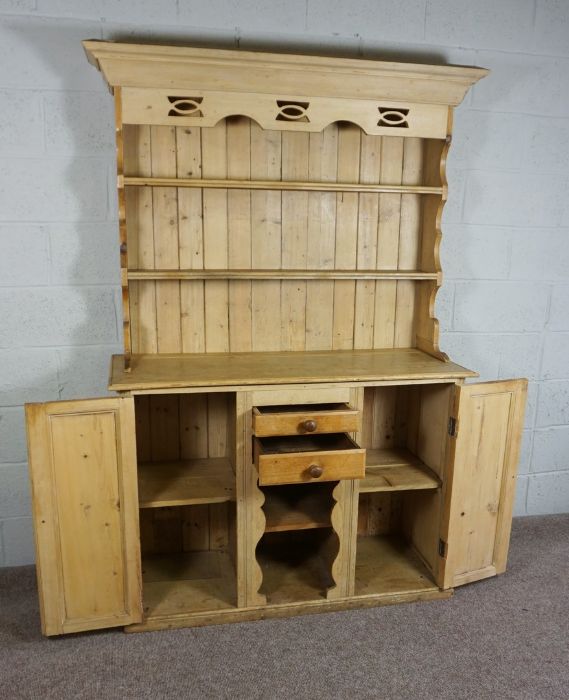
top-left (0, 0), bottom-right (568, 566)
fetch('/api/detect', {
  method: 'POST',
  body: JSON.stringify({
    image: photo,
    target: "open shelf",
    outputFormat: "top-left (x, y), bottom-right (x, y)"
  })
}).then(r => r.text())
top-left (123, 176), bottom-right (444, 195)
top-left (109, 349), bottom-right (477, 392)
top-left (257, 530), bottom-right (335, 604)
top-left (142, 551), bottom-right (236, 617)
top-left (138, 458), bottom-right (234, 508)
top-left (127, 269), bottom-right (439, 281)
top-left (355, 534), bottom-right (438, 597)
top-left (360, 448), bottom-right (441, 493)
top-left (263, 484), bottom-right (333, 533)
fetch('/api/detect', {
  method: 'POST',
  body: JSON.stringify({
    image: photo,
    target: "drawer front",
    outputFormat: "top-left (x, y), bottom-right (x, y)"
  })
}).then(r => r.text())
top-left (253, 404), bottom-right (361, 437)
top-left (255, 437), bottom-right (365, 486)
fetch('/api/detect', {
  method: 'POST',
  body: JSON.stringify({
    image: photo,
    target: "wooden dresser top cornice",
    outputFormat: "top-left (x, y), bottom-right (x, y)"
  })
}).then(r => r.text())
top-left (83, 40), bottom-right (488, 105)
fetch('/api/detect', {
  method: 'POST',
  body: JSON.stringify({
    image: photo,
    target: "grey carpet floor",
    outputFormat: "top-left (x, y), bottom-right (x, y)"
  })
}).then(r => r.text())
top-left (1, 514), bottom-right (568, 700)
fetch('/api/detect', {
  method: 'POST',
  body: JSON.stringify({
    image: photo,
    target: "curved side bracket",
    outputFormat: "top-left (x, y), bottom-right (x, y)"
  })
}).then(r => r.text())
top-left (416, 134), bottom-right (452, 361)
top-left (236, 393), bottom-right (266, 608)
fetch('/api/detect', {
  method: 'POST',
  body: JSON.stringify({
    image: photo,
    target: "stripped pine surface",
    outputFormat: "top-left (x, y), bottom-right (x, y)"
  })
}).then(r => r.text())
top-left (135, 393), bottom-right (233, 556)
top-left (123, 122), bottom-right (443, 354)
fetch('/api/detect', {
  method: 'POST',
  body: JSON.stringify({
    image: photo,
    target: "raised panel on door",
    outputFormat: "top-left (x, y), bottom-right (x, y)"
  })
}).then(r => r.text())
top-left (25, 397), bottom-right (142, 635)
top-left (439, 379), bottom-right (527, 589)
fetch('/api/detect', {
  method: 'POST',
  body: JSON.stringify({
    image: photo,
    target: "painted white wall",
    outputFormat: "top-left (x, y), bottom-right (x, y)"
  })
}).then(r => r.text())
top-left (1, 0), bottom-right (568, 566)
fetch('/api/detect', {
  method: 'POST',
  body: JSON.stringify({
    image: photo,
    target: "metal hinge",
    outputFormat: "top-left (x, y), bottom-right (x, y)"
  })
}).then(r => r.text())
top-left (447, 416), bottom-right (458, 437)
top-left (438, 539), bottom-right (448, 558)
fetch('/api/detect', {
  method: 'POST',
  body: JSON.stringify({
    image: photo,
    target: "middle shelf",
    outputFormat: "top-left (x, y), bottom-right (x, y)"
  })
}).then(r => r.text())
top-left (127, 269), bottom-right (440, 281)
top-left (138, 457), bottom-right (235, 508)
top-left (262, 483), bottom-right (334, 533)
top-left (136, 447), bottom-right (440, 510)
top-left (361, 448), bottom-right (441, 493)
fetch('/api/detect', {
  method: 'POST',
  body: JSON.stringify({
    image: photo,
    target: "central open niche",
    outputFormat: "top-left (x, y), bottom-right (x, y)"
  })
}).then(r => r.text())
top-left (134, 392), bottom-right (238, 617)
top-left (355, 383), bottom-right (453, 595)
top-left (257, 482), bottom-right (338, 604)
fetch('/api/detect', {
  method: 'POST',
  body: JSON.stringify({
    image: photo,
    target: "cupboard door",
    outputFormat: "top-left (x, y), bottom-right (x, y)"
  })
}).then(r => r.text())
top-left (25, 397), bottom-right (142, 635)
top-left (440, 379), bottom-right (527, 589)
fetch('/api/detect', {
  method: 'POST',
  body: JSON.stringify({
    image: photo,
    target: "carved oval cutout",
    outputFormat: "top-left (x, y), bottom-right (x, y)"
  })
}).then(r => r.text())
top-left (276, 100), bottom-right (310, 122)
top-left (167, 96), bottom-right (203, 117)
top-left (378, 106), bottom-right (409, 128)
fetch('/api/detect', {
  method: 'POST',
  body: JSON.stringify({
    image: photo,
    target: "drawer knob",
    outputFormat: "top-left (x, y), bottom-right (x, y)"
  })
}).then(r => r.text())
top-left (302, 419), bottom-right (318, 433)
top-left (308, 464), bottom-right (323, 478)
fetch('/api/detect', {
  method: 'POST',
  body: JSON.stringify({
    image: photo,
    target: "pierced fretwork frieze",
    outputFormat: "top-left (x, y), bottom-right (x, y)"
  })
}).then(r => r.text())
top-left (167, 96), bottom-right (203, 117)
top-left (276, 100), bottom-right (310, 122)
top-left (123, 88), bottom-right (448, 138)
top-left (378, 106), bottom-right (410, 128)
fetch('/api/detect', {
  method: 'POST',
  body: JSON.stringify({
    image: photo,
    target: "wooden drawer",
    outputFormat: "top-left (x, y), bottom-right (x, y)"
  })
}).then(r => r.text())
top-left (254, 433), bottom-right (365, 486)
top-left (252, 403), bottom-right (361, 437)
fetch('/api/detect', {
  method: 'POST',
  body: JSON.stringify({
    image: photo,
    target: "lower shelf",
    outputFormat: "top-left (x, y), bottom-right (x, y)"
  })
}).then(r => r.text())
top-left (258, 530), bottom-right (335, 604)
top-left (142, 551), bottom-right (236, 617)
top-left (131, 534), bottom-right (445, 632)
top-left (355, 534), bottom-right (437, 596)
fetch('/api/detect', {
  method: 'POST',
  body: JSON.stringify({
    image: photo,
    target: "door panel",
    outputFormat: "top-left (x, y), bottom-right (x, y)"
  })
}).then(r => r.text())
top-left (26, 397), bottom-right (142, 635)
top-left (439, 380), bottom-right (527, 589)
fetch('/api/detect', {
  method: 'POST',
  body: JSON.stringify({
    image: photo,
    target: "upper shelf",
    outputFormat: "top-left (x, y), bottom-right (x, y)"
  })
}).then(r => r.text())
top-left (122, 177), bottom-right (444, 195)
top-left (109, 348), bottom-right (477, 392)
top-left (127, 270), bottom-right (440, 282)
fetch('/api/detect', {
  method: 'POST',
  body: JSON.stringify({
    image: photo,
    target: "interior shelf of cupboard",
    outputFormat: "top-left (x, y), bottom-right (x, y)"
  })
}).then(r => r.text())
top-left (262, 484), bottom-right (333, 533)
top-left (360, 448), bottom-right (440, 493)
top-left (109, 349), bottom-right (477, 392)
top-left (141, 550), bottom-right (236, 617)
top-left (137, 457), bottom-right (234, 508)
top-left (354, 534), bottom-right (438, 597)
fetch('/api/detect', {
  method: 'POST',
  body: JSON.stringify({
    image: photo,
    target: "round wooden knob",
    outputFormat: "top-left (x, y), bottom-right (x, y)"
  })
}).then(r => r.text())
top-left (308, 464), bottom-right (323, 478)
top-left (303, 419), bottom-right (318, 432)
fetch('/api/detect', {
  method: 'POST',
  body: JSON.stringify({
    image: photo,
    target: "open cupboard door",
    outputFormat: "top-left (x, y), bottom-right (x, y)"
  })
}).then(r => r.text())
top-left (439, 380), bottom-right (527, 590)
top-left (25, 397), bottom-right (142, 635)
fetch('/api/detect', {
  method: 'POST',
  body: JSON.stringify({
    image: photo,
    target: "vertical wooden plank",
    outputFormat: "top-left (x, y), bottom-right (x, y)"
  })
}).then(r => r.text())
top-left (354, 133), bottom-right (381, 348)
top-left (251, 125), bottom-right (282, 351)
top-left (371, 387), bottom-right (398, 449)
top-left (114, 89), bottom-right (132, 368)
top-left (332, 124), bottom-right (360, 350)
top-left (208, 502), bottom-right (230, 551)
top-left (176, 125), bottom-right (205, 353)
top-left (153, 507), bottom-right (183, 553)
top-left (395, 137), bottom-right (423, 347)
top-left (227, 117), bottom-right (253, 352)
top-left (151, 125), bottom-right (182, 353)
top-left (281, 132), bottom-right (309, 351)
top-left (235, 392), bottom-right (266, 607)
top-left (149, 395), bottom-right (180, 461)
top-left (125, 125), bottom-right (157, 353)
top-left (179, 393), bottom-right (208, 459)
top-left (327, 386), bottom-right (363, 599)
top-left (374, 136), bottom-right (403, 348)
top-left (182, 504), bottom-right (210, 551)
top-left (207, 393), bottom-right (228, 458)
top-left (134, 395), bottom-right (151, 462)
top-left (202, 121), bottom-right (229, 352)
top-left (306, 125), bottom-right (338, 350)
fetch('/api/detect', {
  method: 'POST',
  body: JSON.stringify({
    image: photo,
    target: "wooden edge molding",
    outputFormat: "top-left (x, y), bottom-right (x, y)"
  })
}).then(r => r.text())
top-left (83, 40), bottom-right (489, 107)
top-left (125, 587), bottom-right (453, 633)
